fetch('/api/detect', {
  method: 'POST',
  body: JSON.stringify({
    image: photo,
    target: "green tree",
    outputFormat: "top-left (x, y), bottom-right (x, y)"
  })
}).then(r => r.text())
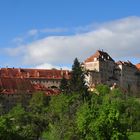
top-left (0, 92), bottom-right (49, 140)
top-left (70, 58), bottom-right (89, 101)
top-left (28, 92), bottom-right (49, 139)
top-left (60, 76), bottom-right (69, 93)
top-left (76, 85), bottom-right (129, 140)
top-left (29, 91), bottom-right (49, 113)
top-left (43, 93), bottom-right (81, 140)
top-left (0, 104), bottom-right (33, 140)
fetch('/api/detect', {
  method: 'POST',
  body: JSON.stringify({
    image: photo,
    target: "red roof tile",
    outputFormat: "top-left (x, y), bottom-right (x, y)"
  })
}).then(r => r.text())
top-left (136, 63), bottom-right (140, 70)
top-left (0, 68), bottom-right (71, 79)
top-left (0, 78), bottom-right (34, 91)
top-left (85, 50), bottom-right (114, 63)
top-left (0, 68), bottom-right (70, 95)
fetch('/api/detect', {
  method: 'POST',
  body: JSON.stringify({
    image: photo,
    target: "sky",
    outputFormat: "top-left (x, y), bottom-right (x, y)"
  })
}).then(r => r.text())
top-left (0, 0), bottom-right (140, 69)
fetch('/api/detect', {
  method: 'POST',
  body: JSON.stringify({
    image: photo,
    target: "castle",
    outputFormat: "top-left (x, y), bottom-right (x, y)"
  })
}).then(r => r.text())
top-left (0, 68), bottom-right (71, 94)
top-left (0, 50), bottom-right (139, 96)
top-left (0, 50), bottom-right (140, 112)
top-left (0, 68), bottom-right (71, 112)
top-left (83, 50), bottom-right (140, 95)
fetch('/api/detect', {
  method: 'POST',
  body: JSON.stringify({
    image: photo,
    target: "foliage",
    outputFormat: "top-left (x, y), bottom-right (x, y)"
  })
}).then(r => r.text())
top-left (44, 93), bottom-right (81, 140)
top-left (76, 87), bottom-right (132, 140)
top-left (60, 76), bottom-right (69, 93)
top-left (129, 132), bottom-right (140, 140)
top-left (0, 105), bottom-right (33, 140)
top-left (0, 92), bottom-right (49, 140)
top-left (29, 91), bottom-right (49, 113)
top-left (0, 85), bottom-right (140, 140)
top-left (27, 92), bottom-right (49, 139)
top-left (70, 58), bottom-right (89, 101)
top-left (96, 84), bottom-right (110, 95)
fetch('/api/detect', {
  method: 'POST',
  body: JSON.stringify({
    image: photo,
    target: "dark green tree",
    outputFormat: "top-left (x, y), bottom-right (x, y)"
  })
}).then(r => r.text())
top-left (0, 104), bottom-right (33, 140)
top-left (29, 91), bottom-right (49, 114)
top-left (70, 58), bottom-right (89, 101)
top-left (60, 76), bottom-right (69, 93)
top-left (28, 92), bottom-right (49, 139)
top-left (43, 93), bottom-right (81, 140)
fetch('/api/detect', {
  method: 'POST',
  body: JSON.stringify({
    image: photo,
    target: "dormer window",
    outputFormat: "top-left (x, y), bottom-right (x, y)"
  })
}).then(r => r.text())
top-left (108, 56), bottom-right (110, 59)
top-left (94, 58), bottom-right (97, 61)
top-left (102, 55), bottom-right (104, 59)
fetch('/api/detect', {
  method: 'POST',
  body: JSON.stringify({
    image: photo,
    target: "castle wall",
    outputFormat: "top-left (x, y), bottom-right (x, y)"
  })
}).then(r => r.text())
top-left (30, 78), bottom-right (61, 88)
top-left (99, 60), bottom-right (115, 84)
top-left (117, 64), bottom-right (138, 94)
top-left (84, 50), bottom-right (140, 95)
top-left (84, 61), bottom-right (99, 71)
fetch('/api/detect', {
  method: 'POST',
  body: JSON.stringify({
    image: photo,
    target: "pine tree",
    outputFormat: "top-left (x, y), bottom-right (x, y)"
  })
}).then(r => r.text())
top-left (60, 76), bottom-right (69, 93)
top-left (70, 58), bottom-right (89, 101)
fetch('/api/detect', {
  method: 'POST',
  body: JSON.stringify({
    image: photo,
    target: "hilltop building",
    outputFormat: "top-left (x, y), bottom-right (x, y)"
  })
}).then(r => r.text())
top-left (0, 50), bottom-right (140, 112)
top-left (83, 50), bottom-right (140, 95)
top-left (0, 68), bottom-right (70, 94)
top-left (0, 68), bottom-right (70, 112)
top-left (0, 50), bottom-right (139, 96)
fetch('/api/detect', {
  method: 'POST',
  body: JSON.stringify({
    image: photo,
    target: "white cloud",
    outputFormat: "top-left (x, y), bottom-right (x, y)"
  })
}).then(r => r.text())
top-left (41, 28), bottom-right (68, 33)
top-left (28, 29), bottom-right (38, 36)
top-left (5, 46), bottom-right (25, 56)
top-left (12, 27), bottom-right (69, 46)
top-left (6, 16), bottom-right (140, 68)
top-left (35, 63), bottom-right (71, 70)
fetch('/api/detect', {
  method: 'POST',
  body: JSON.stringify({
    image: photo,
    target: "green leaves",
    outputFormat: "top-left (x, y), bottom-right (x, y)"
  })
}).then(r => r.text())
top-left (76, 85), bottom-right (133, 140)
top-left (70, 58), bottom-right (89, 101)
top-left (0, 84), bottom-right (140, 140)
top-left (60, 76), bottom-right (69, 93)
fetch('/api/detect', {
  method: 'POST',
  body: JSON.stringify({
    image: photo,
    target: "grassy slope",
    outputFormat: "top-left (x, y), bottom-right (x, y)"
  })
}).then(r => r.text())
top-left (129, 132), bottom-right (140, 140)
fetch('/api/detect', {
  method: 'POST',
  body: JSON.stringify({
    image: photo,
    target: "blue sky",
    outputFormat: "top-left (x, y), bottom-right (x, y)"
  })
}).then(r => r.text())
top-left (0, 0), bottom-right (140, 68)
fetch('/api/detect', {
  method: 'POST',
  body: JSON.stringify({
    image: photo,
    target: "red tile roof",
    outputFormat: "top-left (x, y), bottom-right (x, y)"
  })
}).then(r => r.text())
top-left (0, 77), bottom-right (34, 94)
top-left (0, 77), bottom-right (61, 95)
top-left (0, 68), bottom-right (71, 79)
top-left (136, 63), bottom-right (140, 70)
top-left (85, 50), bottom-right (114, 63)
top-left (0, 68), bottom-right (70, 95)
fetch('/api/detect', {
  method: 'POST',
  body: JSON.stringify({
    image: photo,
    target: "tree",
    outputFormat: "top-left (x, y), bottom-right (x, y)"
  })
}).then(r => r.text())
top-left (29, 91), bottom-right (49, 113)
top-left (76, 86), bottom-right (130, 140)
top-left (43, 93), bottom-right (81, 140)
top-left (28, 92), bottom-right (49, 139)
top-left (60, 76), bottom-right (69, 93)
top-left (0, 104), bottom-right (33, 140)
top-left (70, 58), bottom-right (89, 101)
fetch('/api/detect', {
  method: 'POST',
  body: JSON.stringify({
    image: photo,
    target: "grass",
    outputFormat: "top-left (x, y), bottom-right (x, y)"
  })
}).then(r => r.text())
top-left (129, 132), bottom-right (140, 140)
top-left (136, 98), bottom-right (140, 103)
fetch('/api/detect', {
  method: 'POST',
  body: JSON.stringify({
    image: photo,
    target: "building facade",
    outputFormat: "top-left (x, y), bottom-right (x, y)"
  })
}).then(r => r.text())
top-left (0, 68), bottom-right (71, 112)
top-left (83, 50), bottom-right (140, 95)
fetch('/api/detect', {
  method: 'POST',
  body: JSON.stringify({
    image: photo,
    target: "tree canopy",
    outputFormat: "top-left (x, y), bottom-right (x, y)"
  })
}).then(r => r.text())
top-left (0, 58), bottom-right (140, 140)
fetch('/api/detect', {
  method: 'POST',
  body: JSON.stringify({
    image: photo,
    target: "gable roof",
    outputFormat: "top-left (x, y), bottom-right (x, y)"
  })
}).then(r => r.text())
top-left (85, 50), bottom-right (114, 63)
